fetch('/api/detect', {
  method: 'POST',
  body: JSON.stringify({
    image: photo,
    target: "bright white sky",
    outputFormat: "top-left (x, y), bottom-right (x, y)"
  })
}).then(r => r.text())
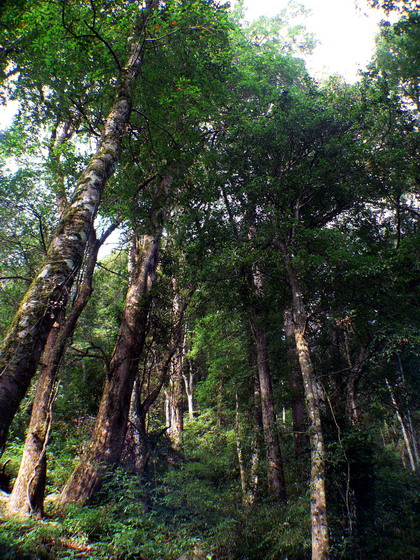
top-left (241, 0), bottom-right (388, 82)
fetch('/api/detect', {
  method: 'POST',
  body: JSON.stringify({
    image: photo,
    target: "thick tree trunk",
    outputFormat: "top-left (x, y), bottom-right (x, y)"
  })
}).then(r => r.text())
top-left (7, 227), bottom-right (115, 515)
top-left (7, 320), bottom-right (61, 517)
top-left (0, 40), bottom-right (144, 450)
top-left (167, 284), bottom-right (192, 449)
top-left (284, 308), bottom-right (308, 458)
top-left (60, 230), bottom-right (162, 505)
top-left (283, 248), bottom-right (330, 560)
top-left (167, 287), bottom-right (185, 449)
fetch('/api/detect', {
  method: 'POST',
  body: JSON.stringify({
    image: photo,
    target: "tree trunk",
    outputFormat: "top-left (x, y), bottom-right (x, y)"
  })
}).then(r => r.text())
top-left (7, 320), bottom-right (60, 517)
top-left (167, 371), bottom-right (184, 450)
top-left (283, 247), bottom-right (330, 560)
top-left (8, 227), bottom-right (115, 515)
top-left (60, 230), bottom-right (162, 505)
top-left (167, 287), bottom-right (185, 449)
top-left (249, 262), bottom-right (286, 502)
top-left (235, 393), bottom-right (248, 502)
top-left (124, 343), bottom-right (180, 477)
top-left (395, 356), bottom-right (420, 473)
top-left (284, 308), bottom-right (308, 458)
top-left (234, 383), bottom-right (261, 507)
top-left (183, 363), bottom-right (194, 421)
top-left (0, 38), bottom-right (145, 451)
top-left (123, 378), bottom-right (152, 475)
top-left (249, 314), bottom-right (287, 502)
top-left (48, 117), bottom-right (75, 217)
top-left (341, 327), bottom-right (367, 426)
top-left (386, 378), bottom-right (417, 473)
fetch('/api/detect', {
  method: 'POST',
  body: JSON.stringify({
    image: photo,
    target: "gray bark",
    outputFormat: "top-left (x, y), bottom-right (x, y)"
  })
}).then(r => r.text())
top-left (183, 365), bottom-right (194, 421)
top-left (167, 288), bottom-right (185, 450)
top-left (282, 245), bottom-right (330, 560)
top-left (167, 374), bottom-right (184, 450)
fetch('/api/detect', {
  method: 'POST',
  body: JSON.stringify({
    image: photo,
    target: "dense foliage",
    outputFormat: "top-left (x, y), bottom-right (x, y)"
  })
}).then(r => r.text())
top-left (0, 1), bottom-right (419, 559)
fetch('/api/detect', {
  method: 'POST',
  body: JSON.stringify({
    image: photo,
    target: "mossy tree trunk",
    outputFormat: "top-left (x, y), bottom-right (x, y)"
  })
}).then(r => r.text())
top-left (282, 245), bottom-right (330, 560)
top-left (0, 40), bottom-right (144, 451)
top-left (7, 226), bottom-right (116, 516)
top-left (60, 230), bottom-right (162, 505)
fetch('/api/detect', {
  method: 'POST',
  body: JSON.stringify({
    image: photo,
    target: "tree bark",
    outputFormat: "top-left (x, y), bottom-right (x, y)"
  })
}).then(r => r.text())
top-left (167, 367), bottom-right (184, 450)
top-left (284, 308), bottom-right (308, 458)
top-left (7, 226), bottom-right (115, 515)
top-left (167, 287), bottom-right (185, 449)
top-left (386, 378), bottom-right (418, 473)
top-left (249, 314), bottom-right (287, 502)
top-left (0, 38), bottom-right (144, 451)
top-left (123, 378), bottom-right (152, 475)
top-left (7, 320), bottom-right (60, 517)
top-left (282, 246), bottom-right (330, 560)
top-left (123, 327), bottom-right (188, 477)
top-left (183, 364), bottom-right (194, 421)
top-left (249, 262), bottom-right (287, 502)
top-left (59, 230), bottom-right (162, 505)
top-left (234, 383), bottom-right (261, 507)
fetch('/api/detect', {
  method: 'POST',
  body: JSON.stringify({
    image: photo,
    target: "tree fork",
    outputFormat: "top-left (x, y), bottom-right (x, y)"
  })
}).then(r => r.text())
top-left (0, 37), bottom-right (144, 451)
top-left (59, 229), bottom-right (162, 505)
top-left (7, 226), bottom-right (116, 515)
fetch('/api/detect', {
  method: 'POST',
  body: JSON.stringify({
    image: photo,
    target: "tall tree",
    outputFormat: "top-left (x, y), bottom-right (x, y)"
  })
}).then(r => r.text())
top-left (0, 0), bottom-right (231, 451)
top-left (60, 226), bottom-right (162, 504)
top-left (7, 224), bottom-right (116, 515)
top-left (248, 265), bottom-right (287, 501)
top-left (0, 5), bottom-right (147, 449)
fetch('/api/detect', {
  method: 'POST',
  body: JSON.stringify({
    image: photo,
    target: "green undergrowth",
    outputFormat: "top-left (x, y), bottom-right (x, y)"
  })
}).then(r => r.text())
top-left (1, 412), bottom-right (419, 560)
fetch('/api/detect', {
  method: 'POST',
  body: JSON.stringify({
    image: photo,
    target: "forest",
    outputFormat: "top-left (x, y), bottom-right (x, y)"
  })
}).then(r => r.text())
top-left (0, 0), bottom-right (419, 559)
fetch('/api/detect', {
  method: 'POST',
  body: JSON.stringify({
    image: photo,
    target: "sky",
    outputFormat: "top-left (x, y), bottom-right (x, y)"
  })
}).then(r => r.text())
top-left (0, 0), bottom-right (392, 259)
top-left (0, 0), bottom-right (388, 129)
top-left (240, 0), bottom-right (388, 82)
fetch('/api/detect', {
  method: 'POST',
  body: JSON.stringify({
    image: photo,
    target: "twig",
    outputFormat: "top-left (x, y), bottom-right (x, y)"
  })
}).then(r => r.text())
top-left (84, 21), bottom-right (122, 71)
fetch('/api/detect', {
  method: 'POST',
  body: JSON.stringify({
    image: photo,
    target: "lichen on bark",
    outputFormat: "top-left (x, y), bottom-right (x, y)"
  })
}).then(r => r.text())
top-left (0, 37), bottom-right (144, 451)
